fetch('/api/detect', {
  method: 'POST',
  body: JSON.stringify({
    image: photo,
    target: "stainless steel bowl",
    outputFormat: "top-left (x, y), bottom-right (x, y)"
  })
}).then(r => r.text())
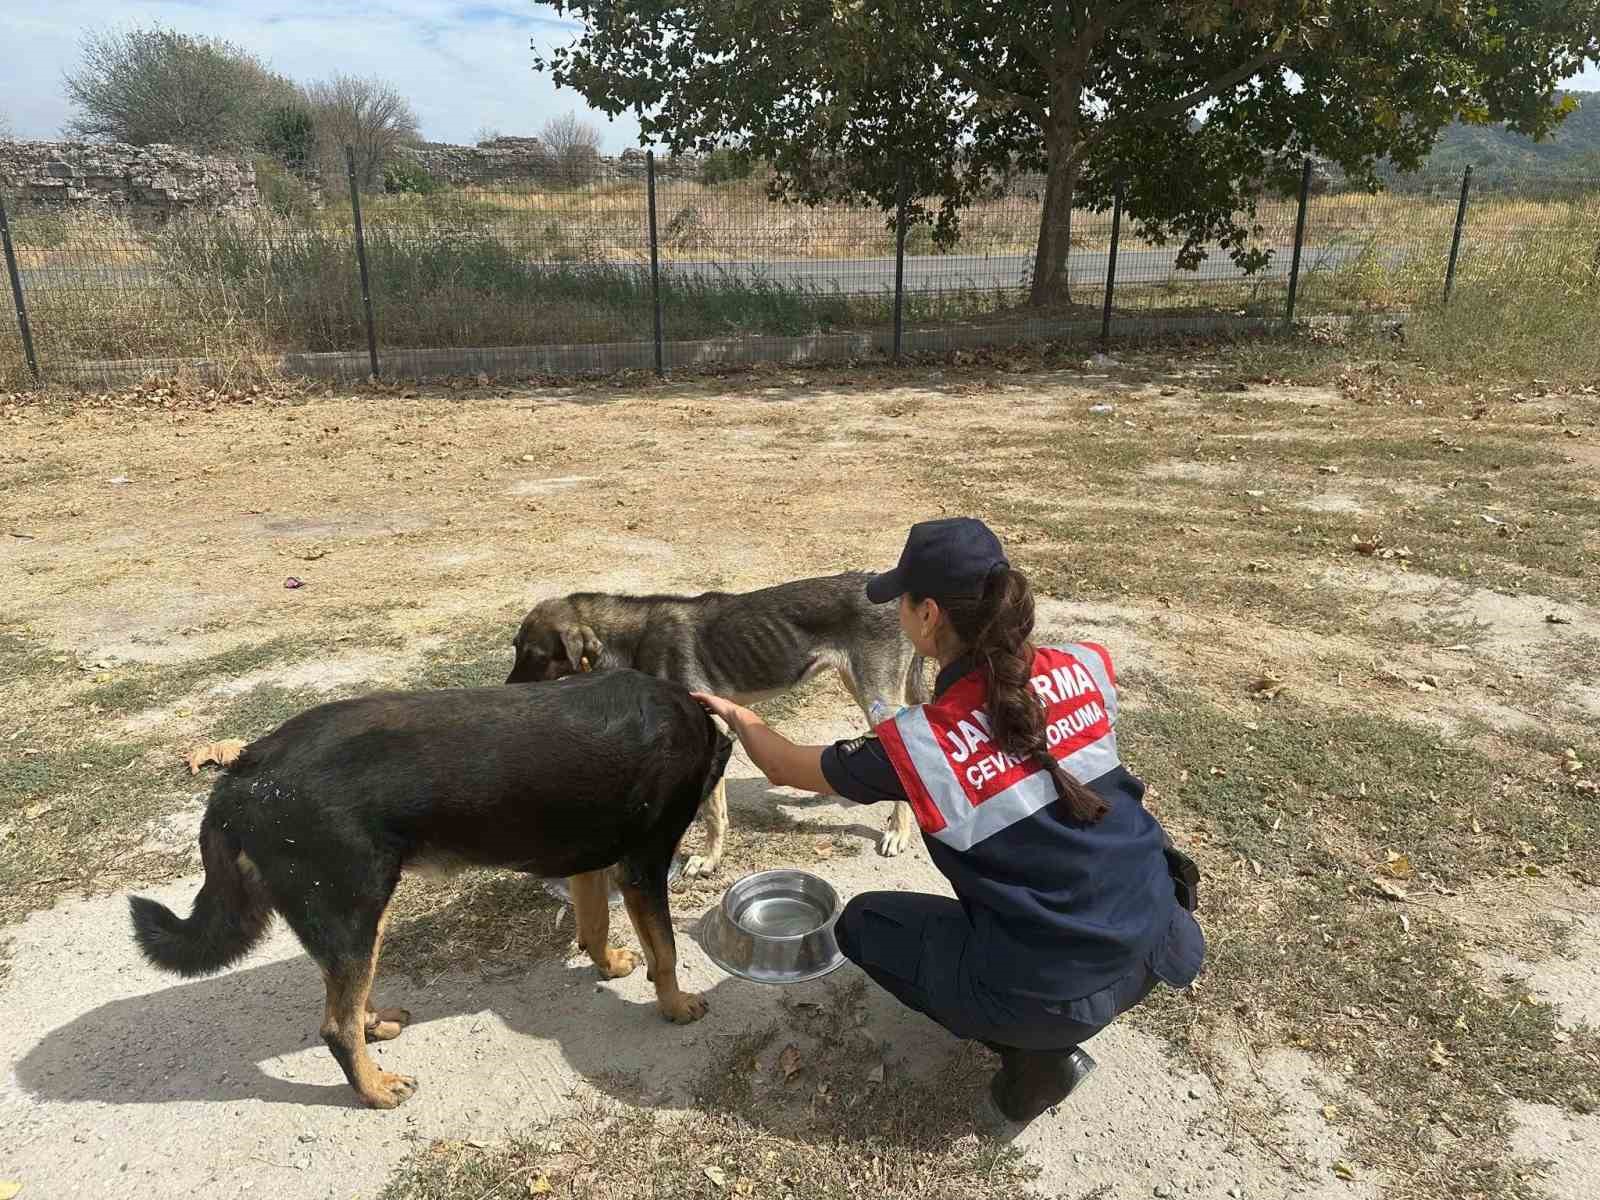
top-left (698, 869), bottom-right (845, 985)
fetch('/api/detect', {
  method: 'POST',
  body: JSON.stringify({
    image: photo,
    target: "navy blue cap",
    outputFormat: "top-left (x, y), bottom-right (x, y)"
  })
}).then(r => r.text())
top-left (865, 517), bottom-right (1009, 604)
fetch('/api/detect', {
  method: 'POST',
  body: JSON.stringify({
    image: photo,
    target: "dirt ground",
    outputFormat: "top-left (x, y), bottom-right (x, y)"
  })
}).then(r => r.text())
top-left (1, 348), bottom-right (1596, 1200)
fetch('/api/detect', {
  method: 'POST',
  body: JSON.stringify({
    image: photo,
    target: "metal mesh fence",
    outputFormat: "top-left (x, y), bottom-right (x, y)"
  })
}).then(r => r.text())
top-left (2, 148), bottom-right (1598, 389)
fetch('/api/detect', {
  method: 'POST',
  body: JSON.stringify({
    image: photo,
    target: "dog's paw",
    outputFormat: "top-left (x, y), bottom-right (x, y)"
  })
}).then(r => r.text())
top-left (660, 991), bottom-right (709, 1024)
top-left (362, 1071), bottom-right (418, 1109)
top-left (682, 853), bottom-right (719, 879)
top-left (600, 947), bottom-right (639, 979)
top-left (365, 1007), bottom-right (411, 1042)
top-left (877, 825), bottom-right (914, 857)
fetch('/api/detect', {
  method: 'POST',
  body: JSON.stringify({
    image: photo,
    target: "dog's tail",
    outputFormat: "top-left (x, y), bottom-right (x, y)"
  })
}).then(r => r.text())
top-left (129, 813), bottom-right (273, 978)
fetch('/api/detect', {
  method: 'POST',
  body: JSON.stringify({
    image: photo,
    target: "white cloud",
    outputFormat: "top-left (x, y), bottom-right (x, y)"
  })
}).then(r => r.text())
top-left (0, 1), bottom-right (643, 149)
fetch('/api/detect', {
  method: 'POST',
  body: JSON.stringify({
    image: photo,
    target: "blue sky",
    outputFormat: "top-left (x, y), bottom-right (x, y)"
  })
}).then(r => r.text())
top-left (0, 1), bottom-right (644, 149)
top-left (2, 3), bottom-right (1597, 150)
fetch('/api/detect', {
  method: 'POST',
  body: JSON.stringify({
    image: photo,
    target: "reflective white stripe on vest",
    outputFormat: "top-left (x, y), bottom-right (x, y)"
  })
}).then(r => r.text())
top-left (890, 704), bottom-right (973, 834)
top-left (934, 730), bottom-right (1121, 851)
top-left (1058, 643), bottom-right (1117, 722)
top-left (889, 693), bottom-right (1123, 852)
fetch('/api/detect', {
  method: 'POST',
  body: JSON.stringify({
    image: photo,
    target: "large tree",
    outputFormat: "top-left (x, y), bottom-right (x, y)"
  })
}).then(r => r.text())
top-left (63, 25), bottom-right (298, 153)
top-left (306, 74), bottom-right (421, 188)
top-left (534, 1), bottom-right (1600, 305)
top-left (541, 111), bottom-right (604, 181)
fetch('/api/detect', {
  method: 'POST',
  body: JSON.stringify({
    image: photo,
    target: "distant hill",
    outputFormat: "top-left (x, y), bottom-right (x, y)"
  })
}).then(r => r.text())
top-left (1424, 91), bottom-right (1600, 182)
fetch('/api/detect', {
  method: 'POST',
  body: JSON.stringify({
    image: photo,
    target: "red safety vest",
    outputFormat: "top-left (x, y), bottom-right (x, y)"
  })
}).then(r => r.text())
top-left (874, 643), bottom-right (1121, 852)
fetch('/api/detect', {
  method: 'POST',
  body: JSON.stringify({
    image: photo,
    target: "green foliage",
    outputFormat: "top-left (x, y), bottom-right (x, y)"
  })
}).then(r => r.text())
top-left (699, 147), bottom-right (756, 185)
top-left (382, 158), bottom-right (443, 195)
top-left (258, 102), bottom-right (317, 171)
top-left (253, 156), bottom-right (318, 219)
top-left (537, 0), bottom-right (1600, 305)
top-left (63, 23), bottom-right (300, 152)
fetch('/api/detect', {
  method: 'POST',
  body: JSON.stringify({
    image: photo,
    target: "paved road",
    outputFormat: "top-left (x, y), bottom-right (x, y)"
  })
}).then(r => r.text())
top-left (655, 242), bottom-right (1385, 293)
top-left (15, 241), bottom-right (1396, 296)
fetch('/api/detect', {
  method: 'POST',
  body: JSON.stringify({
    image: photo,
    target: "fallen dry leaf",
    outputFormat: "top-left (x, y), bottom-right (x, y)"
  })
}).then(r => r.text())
top-left (778, 1044), bottom-right (803, 1080)
top-left (1250, 674), bottom-right (1285, 701)
top-left (1350, 534), bottom-right (1383, 555)
top-left (1333, 1161), bottom-right (1356, 1181)
top-left (1321, 1104), bottom-right (1341, 1122)
top-left (527, 1175), bottom-right (552, 1195)
top-left (1383, 852), bottom-right (1415, 880)
top-left (866, 1063), bottom-right (885, 1084)
top-left (703, 1166), bottom-right (728, 1188)
top-left (0, 1182), bottom-right (20, 1200)
top-left (1428, 1041), bottom-right (1452, 1069)
top-left (1373, 878), bottom-right (1409, 902)
top-left (184, 739), bottom-right (248, 774)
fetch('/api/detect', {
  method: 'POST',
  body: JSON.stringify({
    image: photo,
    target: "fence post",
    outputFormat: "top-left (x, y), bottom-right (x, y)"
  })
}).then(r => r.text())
top-left (0, 192), bottom-right (41, 385)
top-left (646, 150), bottom-right (665, 377)
top-left (1284, 157), bottom-right (1313, 329)
top-left (893, 164), bottom-right (909, 362)
top-left (344, 146), bottom-right (380, 380)
top-left (1443, 164), bottom-right (1472, 307)
top-left (1100, 179), bottom-right (1123, 351)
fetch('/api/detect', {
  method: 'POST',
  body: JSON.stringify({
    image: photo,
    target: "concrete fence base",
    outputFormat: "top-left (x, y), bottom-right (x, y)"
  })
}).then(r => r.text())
top-left (46, 313), bottom-right (1313, 387)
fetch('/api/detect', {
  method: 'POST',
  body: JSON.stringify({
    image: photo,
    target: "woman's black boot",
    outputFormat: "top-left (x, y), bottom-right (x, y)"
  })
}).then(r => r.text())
top-left (988, 1046), bottom-right (1097, 1123)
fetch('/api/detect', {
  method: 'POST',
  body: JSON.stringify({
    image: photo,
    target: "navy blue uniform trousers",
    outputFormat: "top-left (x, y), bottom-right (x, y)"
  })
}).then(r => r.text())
top-left (834, 890), bottom-right (1169, 1051)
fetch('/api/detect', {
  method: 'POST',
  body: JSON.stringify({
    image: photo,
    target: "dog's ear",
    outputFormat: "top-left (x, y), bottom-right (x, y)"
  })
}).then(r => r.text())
top-left (559, 624), bottom-right (603, 672)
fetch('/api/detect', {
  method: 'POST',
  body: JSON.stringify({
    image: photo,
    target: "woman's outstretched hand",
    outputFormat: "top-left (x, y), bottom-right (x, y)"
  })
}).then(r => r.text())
top-left (691, 691), bottom-right (747, 728)
top-left (691, 692), bottom-right (830, 795)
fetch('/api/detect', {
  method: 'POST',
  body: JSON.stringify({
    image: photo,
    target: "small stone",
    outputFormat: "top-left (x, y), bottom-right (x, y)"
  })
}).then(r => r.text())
top-left (1074, 1153), bottom-right (1086, 1165)
top-left (1155, 1186), bottom-right (1174, 1199)
top-left (1228, 1189), bottom-right (1243, 1199)
top-left (1188, 1085), bottom-right (1205, 1100)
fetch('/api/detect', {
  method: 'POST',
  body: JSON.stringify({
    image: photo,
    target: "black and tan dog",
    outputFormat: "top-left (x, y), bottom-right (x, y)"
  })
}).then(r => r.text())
top-left (508, 572), bottom-right (928, 876)
top-left (130, 670), bottom-right (732, 1109)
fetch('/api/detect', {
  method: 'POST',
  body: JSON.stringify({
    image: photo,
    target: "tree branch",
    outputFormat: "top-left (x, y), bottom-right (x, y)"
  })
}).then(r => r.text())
top-left (1080, 45), bottom-right (1293, 152)
top-left (940, 57), bottom-right (1047, 121)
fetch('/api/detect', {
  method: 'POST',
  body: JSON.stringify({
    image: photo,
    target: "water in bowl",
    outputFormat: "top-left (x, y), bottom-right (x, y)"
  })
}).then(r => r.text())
top-left (735, 888), bottom-right (827, 937)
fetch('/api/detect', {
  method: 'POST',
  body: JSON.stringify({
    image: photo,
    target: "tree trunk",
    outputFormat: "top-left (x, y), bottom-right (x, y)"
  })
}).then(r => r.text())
top-left (1029, 133), bottom-right (1079, 308)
